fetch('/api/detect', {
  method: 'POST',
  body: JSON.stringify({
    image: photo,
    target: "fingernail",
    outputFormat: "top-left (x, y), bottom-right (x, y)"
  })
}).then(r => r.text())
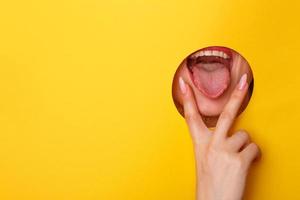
top-left (238, 74), bottom-right (247, 90)
top-left (179, 77), bottom-right (187, 94)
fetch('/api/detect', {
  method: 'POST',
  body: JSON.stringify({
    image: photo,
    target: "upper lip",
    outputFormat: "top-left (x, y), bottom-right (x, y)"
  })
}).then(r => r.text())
top-left (190, 46), bottom-right (232, 60)
top-left (191, 50), bottom-right (230, 59)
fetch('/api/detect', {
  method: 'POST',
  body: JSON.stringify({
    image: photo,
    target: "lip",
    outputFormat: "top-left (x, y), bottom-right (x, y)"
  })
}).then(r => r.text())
top-left (186, 46), bottom-right (234, 99)
top-left (200, 46), bottom-right (233, 59)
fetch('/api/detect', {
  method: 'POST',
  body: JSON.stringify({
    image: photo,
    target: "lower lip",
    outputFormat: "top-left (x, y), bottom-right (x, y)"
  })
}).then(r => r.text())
top-left (187, 46), bottom-right (233, 99)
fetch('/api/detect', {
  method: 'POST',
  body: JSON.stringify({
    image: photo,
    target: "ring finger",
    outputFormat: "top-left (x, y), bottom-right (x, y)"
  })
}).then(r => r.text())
top-left (226, 130), bottom-right (250, 152)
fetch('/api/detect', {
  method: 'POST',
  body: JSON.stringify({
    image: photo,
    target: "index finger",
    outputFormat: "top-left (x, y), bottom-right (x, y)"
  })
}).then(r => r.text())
top-left (179, 77), bottom-right (210, 144)
top-left (213, 74), bottom-right (249, 142)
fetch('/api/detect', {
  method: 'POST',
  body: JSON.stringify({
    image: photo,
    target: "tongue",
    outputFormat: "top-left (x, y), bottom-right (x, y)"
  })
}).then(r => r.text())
top-left (192, 63), bottom-right (230, 98)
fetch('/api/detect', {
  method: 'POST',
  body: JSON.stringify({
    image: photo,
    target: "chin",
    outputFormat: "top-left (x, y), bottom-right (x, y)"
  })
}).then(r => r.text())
top-left (197, 100), bottom-right (223, 117)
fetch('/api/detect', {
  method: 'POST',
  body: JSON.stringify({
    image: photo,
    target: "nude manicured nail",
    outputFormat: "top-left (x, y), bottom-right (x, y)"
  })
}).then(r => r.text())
top-left (238, 74), bottom-right (247, 90)
top-left (179, 77), bottom-right (187, 94)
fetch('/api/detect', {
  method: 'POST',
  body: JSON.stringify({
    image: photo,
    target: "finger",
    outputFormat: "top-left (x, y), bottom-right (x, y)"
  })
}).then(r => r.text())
top-left (240, 142), bottom-right (261, 167)
top-left (179, 77), bottom-right (210, 144)
top-left (226, 130), bottom-right (250, 152)
top-left (213, 73), bottom-right (249, 143)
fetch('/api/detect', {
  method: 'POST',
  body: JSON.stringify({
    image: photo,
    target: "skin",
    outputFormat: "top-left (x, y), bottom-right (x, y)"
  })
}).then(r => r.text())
top-left (178, 75), bottom-right (261, 200)
top-left (172, 47), bottom-right (253, 127)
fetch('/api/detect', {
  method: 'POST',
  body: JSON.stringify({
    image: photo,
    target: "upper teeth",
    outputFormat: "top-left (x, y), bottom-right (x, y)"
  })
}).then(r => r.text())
top-left (192, 50), bottom-right (230, 59)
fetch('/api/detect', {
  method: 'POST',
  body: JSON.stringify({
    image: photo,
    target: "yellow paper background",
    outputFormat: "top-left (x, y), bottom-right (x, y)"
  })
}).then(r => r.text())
top-left (0, 0), bottom-right (299, 199)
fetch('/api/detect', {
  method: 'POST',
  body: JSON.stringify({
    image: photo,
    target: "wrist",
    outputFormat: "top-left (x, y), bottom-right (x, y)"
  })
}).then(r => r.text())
top-left (196, 176), bottom-right (244, 200)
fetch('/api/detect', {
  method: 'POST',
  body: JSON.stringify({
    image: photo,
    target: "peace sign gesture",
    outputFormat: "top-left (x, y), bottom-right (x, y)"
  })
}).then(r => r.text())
top-left (179, 74), bottom-right (261, 200)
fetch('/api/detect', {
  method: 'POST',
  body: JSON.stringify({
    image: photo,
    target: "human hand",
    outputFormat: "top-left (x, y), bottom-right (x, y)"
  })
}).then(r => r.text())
top-left (179, 74), bottom-right (261, 200)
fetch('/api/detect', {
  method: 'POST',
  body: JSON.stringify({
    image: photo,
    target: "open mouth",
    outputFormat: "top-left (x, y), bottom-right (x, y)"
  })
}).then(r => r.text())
top-left (187, 47), bottom-right (233, 99)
